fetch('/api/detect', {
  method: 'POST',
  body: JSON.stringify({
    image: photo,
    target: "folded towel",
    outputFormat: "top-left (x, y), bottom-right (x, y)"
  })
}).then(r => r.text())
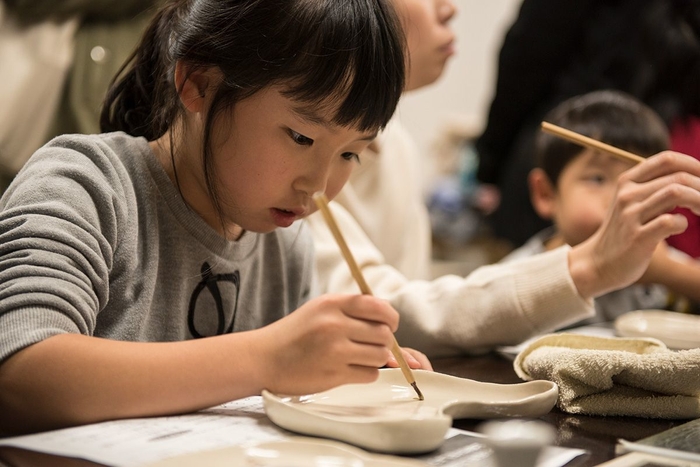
top-left (513, 333), bottom-right (700, 419)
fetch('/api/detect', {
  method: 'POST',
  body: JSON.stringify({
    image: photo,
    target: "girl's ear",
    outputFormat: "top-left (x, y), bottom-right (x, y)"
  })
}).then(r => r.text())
top-left (174, 61), bottom-right (214, 114)
top-left (529, 168), bottom-right (557, 220)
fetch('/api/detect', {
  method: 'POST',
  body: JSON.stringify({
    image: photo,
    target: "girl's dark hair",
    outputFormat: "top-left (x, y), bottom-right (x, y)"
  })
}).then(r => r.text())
top-left (101, 0), bottom-right (405, 218)
top-left (536, 90), bottom-right (669, 185)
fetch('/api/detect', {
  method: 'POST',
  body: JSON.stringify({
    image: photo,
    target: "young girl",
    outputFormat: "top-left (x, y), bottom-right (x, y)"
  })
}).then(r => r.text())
top-left (0, 0), bottom-right (419, 436)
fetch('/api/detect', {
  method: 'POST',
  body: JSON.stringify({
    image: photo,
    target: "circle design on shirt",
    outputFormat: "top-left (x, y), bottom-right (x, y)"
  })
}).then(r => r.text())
top-left (187, 262), bottom-right (240, 338)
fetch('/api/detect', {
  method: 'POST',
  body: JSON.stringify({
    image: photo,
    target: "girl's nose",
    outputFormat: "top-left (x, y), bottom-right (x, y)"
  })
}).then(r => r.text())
top-left (294, 164), bottom-right (330, 198)
top-left (438, 0), bottom-right (457, 23)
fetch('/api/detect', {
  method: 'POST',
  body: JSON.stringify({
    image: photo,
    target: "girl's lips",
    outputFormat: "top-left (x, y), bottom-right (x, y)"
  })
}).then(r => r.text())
top-left (270, 208), bottom-right (302, 228)
top-left (440, 39), bottom-right (455, 56)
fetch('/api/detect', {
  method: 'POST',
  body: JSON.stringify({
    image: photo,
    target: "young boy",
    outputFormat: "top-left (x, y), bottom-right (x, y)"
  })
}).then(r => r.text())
top-left (503, 90), bottom-right (700, 322)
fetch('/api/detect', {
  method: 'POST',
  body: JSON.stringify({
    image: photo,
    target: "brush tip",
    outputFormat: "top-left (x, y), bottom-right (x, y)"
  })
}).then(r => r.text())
top-left (411, 382), bottom-right (424, 401)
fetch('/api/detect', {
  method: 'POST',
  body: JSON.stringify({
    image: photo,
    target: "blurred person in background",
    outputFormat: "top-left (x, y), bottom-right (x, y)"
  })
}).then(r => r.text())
top-left (308, 0), bottom-right (700, 357)
top-left (0, 0), bottom-right (161, 193)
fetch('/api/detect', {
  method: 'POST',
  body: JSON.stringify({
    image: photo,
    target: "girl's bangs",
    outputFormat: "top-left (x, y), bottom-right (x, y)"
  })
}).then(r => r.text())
top-left (279, 1), bottom-right (405, 132)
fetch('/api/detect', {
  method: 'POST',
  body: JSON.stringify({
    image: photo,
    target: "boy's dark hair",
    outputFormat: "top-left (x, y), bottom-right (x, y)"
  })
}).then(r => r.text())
top-left (536, 90), bottom-right (670, 185)
top-left (100, 0), bottom-right (405, 220)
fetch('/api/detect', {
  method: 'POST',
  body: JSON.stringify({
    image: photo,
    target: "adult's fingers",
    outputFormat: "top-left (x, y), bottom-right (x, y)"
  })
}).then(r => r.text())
top-left (615, 169), bottom-right (700, 212)
top-left (622, 151), bottom-right (700, 184)
top-left (638, 183), bottom-right (700, 223)
top-left (639, 212), bottom-right (690, 241)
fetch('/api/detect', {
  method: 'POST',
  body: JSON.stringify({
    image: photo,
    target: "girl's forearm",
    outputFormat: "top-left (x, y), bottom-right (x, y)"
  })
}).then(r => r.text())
top-left (0, 331), bottom-right (272, 436)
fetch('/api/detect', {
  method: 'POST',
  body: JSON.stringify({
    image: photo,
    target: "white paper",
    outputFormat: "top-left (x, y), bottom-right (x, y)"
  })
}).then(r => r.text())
top-left (0, 397), bottom-right (287, 466)
top-left (0, 397), bottom-right (584, 467)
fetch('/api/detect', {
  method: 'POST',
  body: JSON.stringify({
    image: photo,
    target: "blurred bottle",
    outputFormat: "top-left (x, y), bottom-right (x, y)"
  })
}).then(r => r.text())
top-left (478, 419), bottom-right (556, 467)
top-left (428, 140), bottom-right (499, 246)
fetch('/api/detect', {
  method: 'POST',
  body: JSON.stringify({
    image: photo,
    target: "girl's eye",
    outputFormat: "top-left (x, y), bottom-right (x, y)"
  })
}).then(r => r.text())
top-left (289, 130), bottom-right (314, 146)
top-left (341, 152), bottom-right (360, 163)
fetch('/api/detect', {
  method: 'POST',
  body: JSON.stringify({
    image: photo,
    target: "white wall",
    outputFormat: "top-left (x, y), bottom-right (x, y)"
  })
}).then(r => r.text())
top-left (395, 0), bottom-right (522, 157)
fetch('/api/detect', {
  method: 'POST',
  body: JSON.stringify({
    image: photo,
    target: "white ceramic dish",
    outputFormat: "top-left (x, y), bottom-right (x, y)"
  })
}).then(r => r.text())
top-left (141, 437), bottom-right (429, 467)
top-left (614, 310), bottom-right (700, 350)
top-left (262, 368), bottom-right (559, 454)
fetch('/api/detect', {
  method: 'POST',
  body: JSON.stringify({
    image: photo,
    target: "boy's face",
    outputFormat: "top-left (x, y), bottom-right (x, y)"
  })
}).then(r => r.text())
top-left (394, 0), bottom-right (457, 91)
top-left (537, 149), bottom-right (636, 247)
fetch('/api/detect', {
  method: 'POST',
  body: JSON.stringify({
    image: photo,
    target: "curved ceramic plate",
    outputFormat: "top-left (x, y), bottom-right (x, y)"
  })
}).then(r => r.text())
top-left (262, 368), bottom-right (558, 454)
top-left (614, 310), bottom-right (700, 349)
top-left (141, 437), bottom-right (429, 467)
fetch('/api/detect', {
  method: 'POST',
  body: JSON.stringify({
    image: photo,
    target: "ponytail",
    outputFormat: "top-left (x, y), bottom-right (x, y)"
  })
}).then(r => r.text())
top-left (100, 1), bottom-right (183, 140)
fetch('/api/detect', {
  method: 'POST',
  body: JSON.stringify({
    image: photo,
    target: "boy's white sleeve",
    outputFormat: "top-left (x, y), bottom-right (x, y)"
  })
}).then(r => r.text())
top-left (306, 202), bottom-right (594, 357)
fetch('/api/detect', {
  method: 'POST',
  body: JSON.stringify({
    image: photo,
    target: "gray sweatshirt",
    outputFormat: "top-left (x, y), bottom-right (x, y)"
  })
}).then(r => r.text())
top-left (0, 132), bottom-right (314, 363)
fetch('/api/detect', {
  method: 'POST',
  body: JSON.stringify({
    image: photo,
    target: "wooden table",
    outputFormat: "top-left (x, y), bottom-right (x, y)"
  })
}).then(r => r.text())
top-left (0, 353), bottom-right (686, 467)
top-left (432, 353), bottom-right (685, 467)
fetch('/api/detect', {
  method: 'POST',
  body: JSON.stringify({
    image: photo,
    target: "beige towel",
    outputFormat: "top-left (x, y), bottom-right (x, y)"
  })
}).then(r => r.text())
top-left (513, 333), bottom-right (700, 419)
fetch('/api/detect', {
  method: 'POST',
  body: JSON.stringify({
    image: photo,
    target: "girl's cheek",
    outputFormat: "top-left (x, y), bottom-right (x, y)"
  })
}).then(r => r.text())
top-left (324, 170), bottom-right (353, 201)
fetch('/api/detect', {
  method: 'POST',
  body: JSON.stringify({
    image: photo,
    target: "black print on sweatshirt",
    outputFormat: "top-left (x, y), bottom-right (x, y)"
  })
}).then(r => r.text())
top-left (187, 262), bottom-right (240, 338)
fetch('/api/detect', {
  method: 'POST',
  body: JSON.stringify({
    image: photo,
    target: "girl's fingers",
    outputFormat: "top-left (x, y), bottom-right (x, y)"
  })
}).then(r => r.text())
top-left (386, 348), bottom-right (433, 371)
top-left (347, 319), bottom-right (395, 347)
top-left (344, 341), bottom-right (393, 368)
top-left (404, 348), bottom-right (432, 371)
top-left (345, 365), bottom-right (382, 385)
top-left (340, 295), bottom-right (399, 332)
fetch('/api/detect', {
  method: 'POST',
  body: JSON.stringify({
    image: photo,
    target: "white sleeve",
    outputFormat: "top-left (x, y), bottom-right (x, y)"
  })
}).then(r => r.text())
top-left (306, 203), bottom-right (594, 357)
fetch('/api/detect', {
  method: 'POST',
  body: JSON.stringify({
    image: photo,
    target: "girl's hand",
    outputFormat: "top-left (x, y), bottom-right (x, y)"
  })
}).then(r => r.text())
top-left (385, 347), bottom-right (433, 371)
top-left (569, 151), bottom-right (700, 299)
top-left (256, 294), bottom-right (399, 395)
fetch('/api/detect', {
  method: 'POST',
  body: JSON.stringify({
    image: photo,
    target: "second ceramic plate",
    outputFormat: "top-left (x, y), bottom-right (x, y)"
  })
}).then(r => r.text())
top-left (614, 310), bottom-right (700, 349)
top-left (262, 368), bottom-right (558, 454)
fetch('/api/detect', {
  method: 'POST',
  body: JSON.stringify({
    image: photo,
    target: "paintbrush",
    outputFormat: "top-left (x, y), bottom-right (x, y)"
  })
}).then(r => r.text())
top-left (541, 121), bottom-right (645, 164)
top-left (312, 192), bottom-right (424, 401)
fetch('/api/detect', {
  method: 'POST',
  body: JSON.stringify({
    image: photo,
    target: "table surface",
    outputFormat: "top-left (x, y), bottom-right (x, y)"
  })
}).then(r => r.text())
top-left (0, 352), bottom-right (687, 467)
top-left (433, 353), bottom-right (685, 467)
